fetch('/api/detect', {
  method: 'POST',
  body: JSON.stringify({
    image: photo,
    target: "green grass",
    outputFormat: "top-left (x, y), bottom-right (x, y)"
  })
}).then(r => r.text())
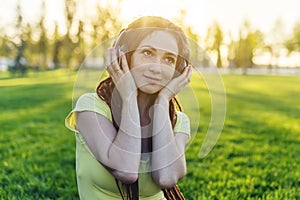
top-left (0, 70), bottom-right (299, 199)
top-left (180, 74), bottom-right (300, 200)
top-left (0, 70), bottom-right (78, 199)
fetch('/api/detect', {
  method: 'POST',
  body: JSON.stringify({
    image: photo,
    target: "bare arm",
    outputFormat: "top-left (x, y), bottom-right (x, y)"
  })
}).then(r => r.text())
top-left (76, 49), bottom-right (141, 184)
top-left (76, 95), bottom-right (141, 184)
top-left (151, 65), bottom-right (192, 188)
top-left (151, 97), bottom-right (189, 188)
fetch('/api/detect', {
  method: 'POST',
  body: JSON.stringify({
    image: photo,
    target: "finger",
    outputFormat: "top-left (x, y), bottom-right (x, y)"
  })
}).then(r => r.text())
top-left (105, 48), bottom-right (112, 71)
top-left (186, 65), bottom-right (192, 78)
top-left (106, 50), bottom-right (120, 80)
top-left (120, 51), bottom-right (129, 72)
top-left (186, 65), bottom-right (192, 83)
top-left (111, 48), bottom-right (119, 69)
top-left (175, 66), bottom-right (192, 88)
top-left (180, 65), bottom-right (190, 81)
top-left (108, 49), bottom-right (123, 77)
top-left (174, 66), bottom-right (189, 82)
top-left (106, 48), bottom-right (119, 73)
top-left (182, 64), bottom-right (190, 76)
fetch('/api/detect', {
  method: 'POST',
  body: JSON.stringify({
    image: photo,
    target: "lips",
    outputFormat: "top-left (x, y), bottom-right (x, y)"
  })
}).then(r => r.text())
top-left (143, 74), bottom-right (161, 81)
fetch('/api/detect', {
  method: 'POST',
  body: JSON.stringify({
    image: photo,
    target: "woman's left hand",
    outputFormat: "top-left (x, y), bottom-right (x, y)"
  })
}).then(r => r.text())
top-left (158, 65), bottom-right (192, 101)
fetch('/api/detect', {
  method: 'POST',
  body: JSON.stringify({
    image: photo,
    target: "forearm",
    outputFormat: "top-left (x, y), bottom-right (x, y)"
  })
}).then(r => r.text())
top-left (151, 97), bottom-right (186, 188)
top-left (108, 96), bottom-right (141, 173)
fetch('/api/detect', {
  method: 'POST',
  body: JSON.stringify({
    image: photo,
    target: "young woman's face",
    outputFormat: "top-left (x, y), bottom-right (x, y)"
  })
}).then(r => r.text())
top-left (130, 30), bottom-right (179, 94)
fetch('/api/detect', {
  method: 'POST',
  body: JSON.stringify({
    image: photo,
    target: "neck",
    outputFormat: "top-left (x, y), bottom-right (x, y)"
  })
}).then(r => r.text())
top-left (137, 91), bottom-right (157, 126)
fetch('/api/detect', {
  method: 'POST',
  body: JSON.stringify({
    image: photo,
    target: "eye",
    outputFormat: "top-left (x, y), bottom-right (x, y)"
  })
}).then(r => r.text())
top-left (164, 57), bottom-right (176, 65)
top-left (142, 50), bottom-right (152, 57)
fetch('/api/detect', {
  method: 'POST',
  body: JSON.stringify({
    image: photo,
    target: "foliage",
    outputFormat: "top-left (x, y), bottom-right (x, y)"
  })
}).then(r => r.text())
top-left (0, 0), bottom-right (123, 71)
top-left (173, 9), bottom-right (204, 68)
top-left (205, 22), bottom-right (224, 68)
top-left (0, 70), bottom-right (299, 199)
top-left (285, 20), bottom-right (300, 53)
top-left (0, 35), bottom-right (16, 58)
top-left (229, 20), bottom-right (264, 73)
top-left (2, 1), bottom-right (300, 70)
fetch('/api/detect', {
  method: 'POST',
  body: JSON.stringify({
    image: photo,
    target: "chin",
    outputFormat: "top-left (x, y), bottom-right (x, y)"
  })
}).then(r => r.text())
top-left (138, 85), bottom-right (162, 94)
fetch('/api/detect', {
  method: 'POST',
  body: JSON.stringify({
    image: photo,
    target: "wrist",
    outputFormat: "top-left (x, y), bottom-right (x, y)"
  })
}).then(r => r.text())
top-left (122, 90), bottom-right (137, 103)
top-left (157, 89), bottom-right (173, 102)
top-left (155, 93), bottom-right (170, 105)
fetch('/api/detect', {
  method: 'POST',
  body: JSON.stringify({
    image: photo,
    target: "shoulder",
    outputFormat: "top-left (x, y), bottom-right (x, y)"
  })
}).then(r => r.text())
top-left (75, 93), bottom-right (112, 121)
top-left (76, 93), bottom-right (108, 108)
top-left (65, 93), bottom-right (112, 132)
top-left (174, 111), bottom-right (190, 135)
top-left (76, 93), bottom-right (104, 105)
top-left (176, 111), bottom-right (190, 124)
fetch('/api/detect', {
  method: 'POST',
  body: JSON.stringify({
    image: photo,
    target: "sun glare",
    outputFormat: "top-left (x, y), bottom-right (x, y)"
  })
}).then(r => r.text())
top-left (1, 0), bottom-right (300, 67)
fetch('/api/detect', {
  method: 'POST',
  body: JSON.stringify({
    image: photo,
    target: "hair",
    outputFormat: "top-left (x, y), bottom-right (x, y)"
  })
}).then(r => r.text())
top-left (96, 16), bottom-right (189, 200)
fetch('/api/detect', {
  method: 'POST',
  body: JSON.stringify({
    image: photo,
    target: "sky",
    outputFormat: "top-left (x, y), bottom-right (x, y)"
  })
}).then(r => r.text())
top-left (0, 0), bottom-right (299, 39)
top-left (119, 0), bottom-right (300, 40)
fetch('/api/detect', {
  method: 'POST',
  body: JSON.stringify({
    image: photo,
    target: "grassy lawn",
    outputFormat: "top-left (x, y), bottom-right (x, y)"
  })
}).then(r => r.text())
top-left (0, 70), bottom-right (299, 199)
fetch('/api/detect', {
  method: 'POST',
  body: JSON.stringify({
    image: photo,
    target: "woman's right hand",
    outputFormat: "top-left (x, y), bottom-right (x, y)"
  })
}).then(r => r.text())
top-left (106, 48), bottom-right (137, 101)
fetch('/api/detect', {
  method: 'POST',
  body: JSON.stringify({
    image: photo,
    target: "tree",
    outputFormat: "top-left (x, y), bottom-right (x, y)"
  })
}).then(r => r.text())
top-left (90, 2), bottom-right (122, 51)
top-left (173, 9), bottom-right (201, 67)
top-left (11, 1), bottom-right (27, 76)
top-left (36, 0), bottom-right (48, 69)
top-left (22, 23), bottom-right (35, 67)
top-left (52, 23), bottom-right (63, 69)
top-left (205, 21), bottom-right (224, 68)
top-left (264, 18), bottom-right (285, 68)
top-left (233, 20), bottom-right (264, 74)
top-left (74, 20), bottom-right (85, 68)
top-left (0, 0), bottom-right (124, 72)
top-left (285, 20), bottom-right (300, 53)
top-left (59, 0), bottom-right (123, 70)
top-left (0, 35), bottom-right (14, 58)
top-left (61, 0), bottom-right (78, 70)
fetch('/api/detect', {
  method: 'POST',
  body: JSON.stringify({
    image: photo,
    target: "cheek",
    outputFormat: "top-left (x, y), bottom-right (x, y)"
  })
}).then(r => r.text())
top-left (129, 53), bottom-right (138, 68)
top-left (130, 53), bottom-right (145, 68)
top-left (130, 66), bottom-right (145, 84)
top-left (162, 66), bottom-right (175, 82)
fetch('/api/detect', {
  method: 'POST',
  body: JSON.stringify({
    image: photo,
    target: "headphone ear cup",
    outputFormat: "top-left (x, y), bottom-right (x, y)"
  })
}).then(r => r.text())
top-left (178, 58), bottom-right (188, 73)
top-left (182, 59), bottom-right (188, 71)
top-left (113, 30), bottom-right (126, 67)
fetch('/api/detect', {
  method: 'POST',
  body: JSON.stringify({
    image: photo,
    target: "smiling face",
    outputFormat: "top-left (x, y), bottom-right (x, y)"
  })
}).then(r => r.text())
top-left (130, 30), bottom-right (179, 94)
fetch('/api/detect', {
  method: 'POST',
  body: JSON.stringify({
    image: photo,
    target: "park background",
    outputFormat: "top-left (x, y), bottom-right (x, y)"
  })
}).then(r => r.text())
top-left (0, 0), bottom-right (299, 199)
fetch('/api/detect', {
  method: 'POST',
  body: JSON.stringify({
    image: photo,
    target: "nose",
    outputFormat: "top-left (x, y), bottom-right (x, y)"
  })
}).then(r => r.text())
top-left (148, 57), bottom-right (163, 73)
top-left (148, 64), bottom-right (161, 74)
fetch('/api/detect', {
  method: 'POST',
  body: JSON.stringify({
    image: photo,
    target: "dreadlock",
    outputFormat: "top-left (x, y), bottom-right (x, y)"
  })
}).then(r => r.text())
top-left (96, 15), bottom-right (189, 200)
top-left (96, 77), bottom-right (185, 200)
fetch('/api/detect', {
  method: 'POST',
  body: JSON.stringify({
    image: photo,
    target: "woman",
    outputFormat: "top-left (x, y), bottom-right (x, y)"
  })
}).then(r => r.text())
top-left (65, 16), bottom-right (192, 200)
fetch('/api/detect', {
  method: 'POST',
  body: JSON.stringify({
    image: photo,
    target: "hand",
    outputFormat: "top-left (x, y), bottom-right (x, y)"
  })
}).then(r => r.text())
top-left (106, 48), bottom-right (137, 101)
top-left (158, 65), bottom-right (192, 101)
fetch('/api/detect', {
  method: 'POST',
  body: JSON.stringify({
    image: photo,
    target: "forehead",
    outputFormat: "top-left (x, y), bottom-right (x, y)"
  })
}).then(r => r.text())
top-left (137, 30), bottom-right (178, 55)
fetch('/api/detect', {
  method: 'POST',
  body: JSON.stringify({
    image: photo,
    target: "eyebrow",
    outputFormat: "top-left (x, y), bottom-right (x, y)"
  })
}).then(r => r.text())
top-left (139, 45), bottom-right (177, 57)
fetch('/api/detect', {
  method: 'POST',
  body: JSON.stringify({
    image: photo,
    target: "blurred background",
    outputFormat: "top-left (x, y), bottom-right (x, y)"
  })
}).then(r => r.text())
top-left (1, 0), bottom-right (299, 199)
top-left (0, 0), bottom-right (300, 75)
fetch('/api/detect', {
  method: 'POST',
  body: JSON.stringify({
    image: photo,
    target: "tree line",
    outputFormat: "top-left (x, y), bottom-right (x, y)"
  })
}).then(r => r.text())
top-left (0, 0), bottom-right (122, 73)
top-left (0, 0), bottom-right (300, 74)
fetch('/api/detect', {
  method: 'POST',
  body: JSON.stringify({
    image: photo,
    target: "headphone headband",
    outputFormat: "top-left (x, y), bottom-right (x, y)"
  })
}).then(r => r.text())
top-left (113, 29), bottom-right (126, 48)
